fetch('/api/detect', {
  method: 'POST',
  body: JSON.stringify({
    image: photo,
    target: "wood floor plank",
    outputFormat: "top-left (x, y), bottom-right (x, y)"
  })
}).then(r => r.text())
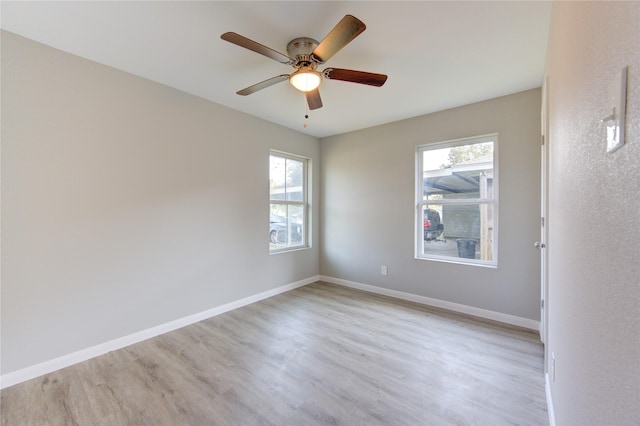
top-left (1, 282), bottom-right (548, 425)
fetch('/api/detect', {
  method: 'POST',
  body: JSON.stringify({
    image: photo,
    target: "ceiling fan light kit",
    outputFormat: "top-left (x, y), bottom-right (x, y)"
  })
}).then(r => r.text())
top-left (221, 15), bottom-right (387, 111)
top-left (290, 67), bottom-right (322, 92)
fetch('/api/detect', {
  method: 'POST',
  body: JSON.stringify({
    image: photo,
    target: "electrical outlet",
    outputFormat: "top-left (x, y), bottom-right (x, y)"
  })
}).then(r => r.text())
top-left (380, 265), bottom-right (388, 276)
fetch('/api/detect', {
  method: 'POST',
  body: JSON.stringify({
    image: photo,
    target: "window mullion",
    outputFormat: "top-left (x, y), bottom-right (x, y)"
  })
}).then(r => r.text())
top-left (420, 198), bottom-right (496, 206)
top-left (270, 200), bottom-right (304, 206)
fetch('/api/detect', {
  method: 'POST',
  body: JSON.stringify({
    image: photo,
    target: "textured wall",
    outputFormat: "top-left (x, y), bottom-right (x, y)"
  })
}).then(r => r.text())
top-left (1, 31), bottom-right (320, 375)
top-left (320, 89), bottom-right (542, 321)
top-left (545, 2), bottom-right (640, 424)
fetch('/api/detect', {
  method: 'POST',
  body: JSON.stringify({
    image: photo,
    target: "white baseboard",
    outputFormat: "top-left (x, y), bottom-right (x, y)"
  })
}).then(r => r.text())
top-left (546, 372), bottom-right (556, 426)
top-left (0, 276), bottom-right (319, 390)
top-left (319, 275), bottom-right (540, 331)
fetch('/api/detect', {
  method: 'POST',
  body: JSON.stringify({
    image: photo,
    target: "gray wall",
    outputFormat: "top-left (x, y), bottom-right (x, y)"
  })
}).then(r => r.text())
top-left (320, 89), bottom-right (542, 321)
top-left (1, 31), bottom-right (320, 375)
top-left (545, 2), bottom-right (640, 425)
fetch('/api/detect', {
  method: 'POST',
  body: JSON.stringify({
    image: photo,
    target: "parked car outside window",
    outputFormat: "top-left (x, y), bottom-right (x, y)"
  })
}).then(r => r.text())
top-left (270, 215), bottom-right (302, 245)
top-left (423, 208), bottom-right (444, 240)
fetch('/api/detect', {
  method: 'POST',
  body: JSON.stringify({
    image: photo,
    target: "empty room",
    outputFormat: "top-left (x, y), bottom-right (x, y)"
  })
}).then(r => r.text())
top-left (1, 1), bottom-right (638, 425)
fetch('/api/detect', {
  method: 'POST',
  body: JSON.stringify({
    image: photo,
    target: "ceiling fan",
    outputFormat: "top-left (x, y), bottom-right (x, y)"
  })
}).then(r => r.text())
top-left (221, 15), bottom-right (388, 110)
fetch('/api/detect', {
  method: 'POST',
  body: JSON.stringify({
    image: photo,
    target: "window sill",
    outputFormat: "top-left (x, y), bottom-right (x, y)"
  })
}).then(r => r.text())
top-left (414, 255), bottom-right (498, 269)
top-left (270, 245), bottom-right (311, 255)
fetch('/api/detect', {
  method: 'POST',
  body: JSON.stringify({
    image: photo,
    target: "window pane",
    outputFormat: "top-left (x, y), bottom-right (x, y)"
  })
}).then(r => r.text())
top-left (285, 158), bottom-right (304, 201)
top-left (287, 204), bottom-right (304, 246)
top-left (270, 155), bottom-right (286, 201)
top-left (270, 204), bottom-right (304, 249)
top-left (422, 142), bottom-right (493, 200)
top-left (422, 203), bottom-right (494, 261)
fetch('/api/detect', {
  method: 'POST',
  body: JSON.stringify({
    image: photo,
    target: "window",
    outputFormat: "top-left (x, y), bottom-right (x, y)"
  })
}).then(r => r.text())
top-left (416, 134), bottom-right (498, 266)
top-left (269, 151), bottom-right (308, 252)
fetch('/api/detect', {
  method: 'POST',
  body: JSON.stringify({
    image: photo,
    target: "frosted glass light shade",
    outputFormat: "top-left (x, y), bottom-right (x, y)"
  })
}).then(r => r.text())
top-left (290, 69), bottom-right (321, 92)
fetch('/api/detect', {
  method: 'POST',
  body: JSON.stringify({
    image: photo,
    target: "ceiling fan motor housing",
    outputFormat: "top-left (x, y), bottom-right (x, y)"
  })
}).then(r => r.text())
top-left (287, 37), bottom-right (319, 66)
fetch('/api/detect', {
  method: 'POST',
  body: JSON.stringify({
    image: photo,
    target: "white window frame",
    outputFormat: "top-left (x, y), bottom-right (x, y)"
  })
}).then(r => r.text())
top-left (269, 150), bottom-right (309, 253)
top-left (415, 134), bottom-right (499, 267)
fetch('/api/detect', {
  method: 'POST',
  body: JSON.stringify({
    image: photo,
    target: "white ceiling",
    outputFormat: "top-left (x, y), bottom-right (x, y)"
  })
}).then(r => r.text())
top-left (1, 1), bottom-right (551, 138)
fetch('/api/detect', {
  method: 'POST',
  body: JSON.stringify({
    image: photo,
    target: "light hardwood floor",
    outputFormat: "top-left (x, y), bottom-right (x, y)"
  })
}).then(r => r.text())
top-left (1, 282), bottom-right (548, 425)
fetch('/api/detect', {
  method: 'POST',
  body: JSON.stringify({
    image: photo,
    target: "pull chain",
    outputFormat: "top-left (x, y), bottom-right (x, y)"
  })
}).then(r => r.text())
top-left (303, 95), bottom-right (309, 128)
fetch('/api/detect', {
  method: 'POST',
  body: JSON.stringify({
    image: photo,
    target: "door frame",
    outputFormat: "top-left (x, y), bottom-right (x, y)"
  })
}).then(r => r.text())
top-left (540, 77), bottom-right (550, 346)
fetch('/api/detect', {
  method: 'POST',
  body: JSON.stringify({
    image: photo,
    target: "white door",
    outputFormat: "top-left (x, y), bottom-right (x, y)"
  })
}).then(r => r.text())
top-left (537, 78), bottom-right (550, 344)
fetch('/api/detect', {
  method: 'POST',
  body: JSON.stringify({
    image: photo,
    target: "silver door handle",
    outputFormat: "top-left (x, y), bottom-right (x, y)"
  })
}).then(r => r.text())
top-left (534, 242), bottom-right (546, 249)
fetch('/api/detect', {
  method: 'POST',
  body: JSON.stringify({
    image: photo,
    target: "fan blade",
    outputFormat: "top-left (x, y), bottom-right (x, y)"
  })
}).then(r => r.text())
top-left (324, 68), bottom-right (388, 87)
top-left (221, 32), bottom-right (294, 64)
top-left (305, 89), bottom-right (323, 110)
top-left (237, 75), bottom-right (290, 96)
top-left (311, 15), bottom-right (366, 63)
